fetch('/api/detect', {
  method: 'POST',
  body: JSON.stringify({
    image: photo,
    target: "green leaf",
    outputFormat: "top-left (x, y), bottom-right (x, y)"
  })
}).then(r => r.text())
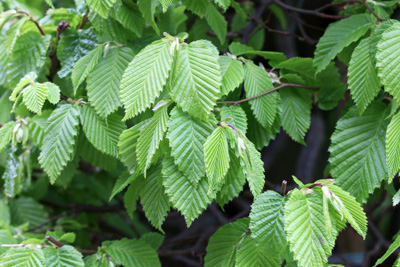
top-left (228, 42), bottom-right (287, 63)
top-left (377, 23), bottom-right (400, 103)
top-left (86, 0), bottom-right (117, 19)
top-left (204, 127), bottom-right (230, 190)
top-left (110, 171), bottom-right (137, 201)
top-left (214, 0), bottom-right (230, 10)
top-left (285, 189), bottom-right (331, 267)
top-left (22, 83), bottom-right (48, 114)
top-left (171, 40), bottom-right (221, 121)
top-left (240, 140), bottom-right (265, 197)
top-left (159, 0), bottom-right (172, 12)
top-left (218, 55), bottom-right (244, 96)
top-left (205, 4), bottom-right (227, 45)
top-left (313, 14), bottom-right (374, 73)
top-left (110, 2), bottom-right (144, 37)
top-left (139, 233), bottom-right (164, 250)
top-left (280, 87), bottom-right (312, 144)
top-left (71, 45), bottom-right (104, 93)
top-left (182, 0), bottom-right (209, 18)
top-left (329, 102), bottom-right (388, 202)
top-left (348, 36), bottom-right (380, 113)
top-left (89, 13), bottom-right (132, 43)
top-left (10, 197), bottom-right (49, 228)
top-left (38, 104), bottom-right (80, 183)
top-left (136, 106), bottom-right (168, 175)
top-left (327, 184), bottom-right (367, 238)
top-left (0, 248), bottom-right (45, 267)
top-left (44, 82), bottom-right (60, 104)
top-left (162, 155), bottom-right (214, 226)
top-left (204, 218), bottom-right (249, 267)
top-left (120, 40), bottom-right (172, 120)
top-left (236, 235), bottom-right (281, 267)
top-left (105, 238), bottom-right (161, 267)
top-left (221, 106), bottom-right (247, 134)
top-left (2, 148), bottom-right (21, 197)
top-left (87, 47), bottom-right (134, 118)
top-left (167, 107), bottom-right (214, 185)
top-left (0, 121), bottom-right (15, 152)
top-left (57, 29), bottom-right (97, 78)
top-left (244, 61), bottom-right (278, 128)
top-left (373, 234), bottom-right (400, 266)
top-left (139, 165), bottom-right (170, 231)
top-left (80, 105), bottom-right (126, 157)
top-left (124, 176), bottom-right (142, 216)
top-left (138, 0), bottom-right (160, 35)
top-left (43, 245), bottom-right (84, 267)
top-left (10, 72), bottom-right (37, 101)
top-left (249, 190), bottom-right (286, 255)
top-left (78, 135), bottom-right (117, 172)
top-left (387, 110), bottom-right (400, 181)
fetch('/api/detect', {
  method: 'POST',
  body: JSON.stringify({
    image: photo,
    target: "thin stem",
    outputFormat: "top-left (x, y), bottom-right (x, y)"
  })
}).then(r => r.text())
top-left (216, 83), bottom-right (318, 106)
top-left (272, 0), bottom-right (349, 19)
top-left (45, 235), bottom-right (97, 255)
top-left (281, 180), bottom-right (287, 196)
top-left (16, 11), bottom-right (45, 36)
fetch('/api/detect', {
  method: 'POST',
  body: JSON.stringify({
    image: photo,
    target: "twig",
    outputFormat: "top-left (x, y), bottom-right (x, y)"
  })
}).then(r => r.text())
top-left (16, 11), bottom-right (45, 36)
top-left (362, 241), bottom-right (382, 267)
top-left (78, 14), bottom-right (89, 30)
top-left (25, 211), bottom-right (68, 232)
top-left (45, 235), bottom-right (97, 255)
top-left (216, 83), bottom-right (318, 106)
top-left (241, 0), bottom-right (273, 44)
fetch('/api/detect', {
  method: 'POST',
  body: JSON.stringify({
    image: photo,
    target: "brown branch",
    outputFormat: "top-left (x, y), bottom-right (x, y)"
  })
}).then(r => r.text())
top-left (207, 31), bottom-right (240, 39)
top-left (45, 235), bottom-right (97, 255)
top-left (78, 14), bottom-right (89, 30)
top-left (216, 83), bottom-right (318, 106)
top-left (16, 11), bottom-right (45, 36)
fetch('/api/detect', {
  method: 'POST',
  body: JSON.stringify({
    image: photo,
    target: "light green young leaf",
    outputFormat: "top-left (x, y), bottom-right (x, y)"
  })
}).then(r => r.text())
top-left (213, 0), bottom-right (230, 10)
top-left (22, 83), bottom-right (48, 114)
top-left (221, 106), bottom-right (247, 134)
top-left (204, 218), bottom-right (249, 267)
top-left (387, 110), bottom-right (400, 182)
top-left (236, 235), bottom-right (282, 267)
top-left (44, 82), bottom-right (60, 104)
top-left (120, 40), bottom-right (172, 120)
top-left (159, 0), bottom-right (172, 12)
top-left (240, 140), bottom-right (265, 197)
top-left (205, 4), bottom-right (227, 44)
top-left (244, 61), bottom-right (278, 128)
top-left (171, 40), bottom-right (221, 121)
top-left (38, 104), bottom-right (80, 183)
top-left (377, 23), bottom-right (400, 104)
top-left (0, 248), bottom-right (45, 267)
top-left (249, 190), bottom-right (286, 255)
top-left (167, 107), bottom-right (214, 186)
top-left (218, 55), bottom-right (244, 96)
top-left (10, 72), bottom-right (36, 101)
top-left (0, 121), bottom-right (15, 152)
top-left (373, 234), bottom-right (400, 266)
top-left (285, 189), bottom-right (331, 267)
top-left (348, 36), bottom-right (380, 113)
top-left (280, 87), bottom-right (312, 144)
top-left (87, 47), bottom-right (134, 118)
top-left (71, 45), bottom-right (104, 93)
top-left (204, 127), bottom-right (230, 191)
top-left (86, 0), bottom-right (117, 19)
top-left (105, 238), bottom-right (161, 267)
top-left (162, 155), bottom-right (214, 226)
top-left (137, 106), bottom-right (168, 175)
top-left (80, 105), bottom-right (126, 157)
top-left (138, 0), bottom-right (160, 35)
top-left (139, 165), bottom-right (170, 232)
top-left (313, 14), bottom-right (374, 73)
top-left (329, 102), bottom-right (388, 202)
top-left (43, 245), bottom-right (84, 267)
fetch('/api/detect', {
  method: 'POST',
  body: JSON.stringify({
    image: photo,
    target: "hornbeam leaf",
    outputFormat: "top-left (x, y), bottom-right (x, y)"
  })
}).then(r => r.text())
top-left (218, 55), bottom-right (244, 96)
top-left (386, 110), bottom-right (400, 182)
top-left (86, 0), bottom-right (117, 19)
top-left (120, 40), bottom-right (172, 120)
top-left (240, 140), bottom-right (265, 197)
top-left (38, 104), bottom-right (79, 183)
top-left (43, 245), bottom-right (84, 267)
top-left (0, 121), bottom-right (15, 152)
top-left (313, 14), bottom-right (374, 73)
top-left (329, 102), bottom-right (389, 202)
top-left (138, 0), bottom-right (160, 35)
top-left (244, 61), bottom-right (278, 128)
top-left (171, 40), bottom-right (221, 121)
top-left (373, 234), bottom-right (400, 266)
top-left (167, 107), bottom-right (214, 185)
top-left (205, 4), bottom-right (227, 45)
top-left (220, 106), bottom-right (247, 134)
top-left (236, 235), bottom-right (282, 267)
top-left (0, 248), bottom-right (45, 267)
top-left (22, 83), bottom-right (48, 114)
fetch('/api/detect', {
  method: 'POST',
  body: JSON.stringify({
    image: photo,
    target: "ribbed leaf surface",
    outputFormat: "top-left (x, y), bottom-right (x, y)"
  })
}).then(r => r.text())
top-left (387, 111), bottom-right (400, 181)
top-left (244, 61), bottom-right (278, 128)
top-left (71, 45), bottom-right (104, 93)
top-left (136, 106), bottom-right (168, 175)
top-left (139, 165), bottom-right (170, 231)
top-left (313, 14), bottom-right (374, 73)
top-left (236, 235), bottom-right (281, 267)
top-left (120, 40), bottom-right (172, 120)
top-left (205, 5), bottom-right (227, 45)
top-left (43, 246), bottom-right (84, 267)
top-left (213, 0), bottom-right (230, 10)
top-left (87, 47), bottom-right (133, 118)
top-left (219, 55), bottom-right (244, 96)
top-left (204, 127), bottom-right (230, 190)
top-left (280, 87), bottom-right (312, 144)
top-left (329, 103), bottom-right (388, 202)
top-left (11, 197), bottom-right (49, 228)
top-left (377, 23), bottom-right (400, 103)
top-left (38, 104), bottom-right (79, 183)
top-left (249, 191), bottom-right (286, 254)
top-left (0, 121), bottom-right (15, 152)
top-left (348, 36), bottom-right (380, 113)
top-left (0, 248), bottom-right (44, 267)
top-left (182, 0), bottom-right (208, 17)
top-left (159, 0), bottom-right (172, 11)
top-left (162, 155), bottom-right (214, 226)
top-left (86, 0), bottom-right (117, 19)
top-left (80, 105), bottom-right (126, 157)
top-left (204, 218), bottom-right (249, 267)
top-left (23, 83), bottom-right (48, 114)
top-left (110, 2), bottom-right (144, 37)
top-left (241, 140), bottom-right (265, 197)
top-left (285, 189), bottom-right (331, 267)
top-left (138, 0), bottom-right (160, 35)
top-left (167, 107), bottom-right (213, 185)
top-left (45, 82), bottom-right (60, 104)
top-left (171, 40), bottom-right (221, 121)
top-left (374, 234), bottom-right (400, 266)
top-left (105, 238), bottom-right (161, 267)
top-left (221, 106), bottom-right (247, 134)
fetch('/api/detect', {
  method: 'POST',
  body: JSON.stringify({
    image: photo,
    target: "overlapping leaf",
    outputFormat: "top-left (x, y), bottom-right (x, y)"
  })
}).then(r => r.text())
top-left (0, 121), bottom-right (15, 152)
top-left (236, 235), bottom-right (281, 267)
top-left (22, 83), bottom-right (48, 114)
top-left (218, 55), bottom-right (244, 96)
top-left (43, 245), bottom-right (84, 267)
top-left (220, 106), bottom-right (247, 134)
top-left (0, 248), bottom-right (45, 267)
top-left (86, 0), bottom-right (117, 19)
top-left (386, 110), bottom-right (400, 181)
